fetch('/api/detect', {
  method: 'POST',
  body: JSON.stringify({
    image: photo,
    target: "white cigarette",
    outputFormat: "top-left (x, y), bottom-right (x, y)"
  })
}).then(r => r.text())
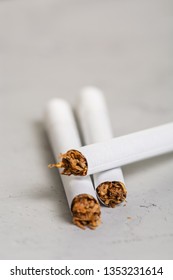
top-left (45, 98), bottom-right (101, 229)
top-left (76, 86), bottom-right (127, 207)
top-left (52, 121), bottom-right (173, 176)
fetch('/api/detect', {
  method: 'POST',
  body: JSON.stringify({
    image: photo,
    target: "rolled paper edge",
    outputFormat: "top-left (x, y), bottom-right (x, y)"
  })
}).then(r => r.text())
top-left (48, 149), bottom-right (88, 176)
top-left (96, 181), bottom-right (127, 208)
top-left (71, 194), bottom-right (101, 230)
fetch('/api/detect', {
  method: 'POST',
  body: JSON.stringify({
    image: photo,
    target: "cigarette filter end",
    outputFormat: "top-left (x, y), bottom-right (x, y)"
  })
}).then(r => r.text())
top-left (48, 150), bottom-right (88, 176)
top-left (71, 194), bottom-right (101, 230)
top-left (96, 181), bottom-right (127, 208)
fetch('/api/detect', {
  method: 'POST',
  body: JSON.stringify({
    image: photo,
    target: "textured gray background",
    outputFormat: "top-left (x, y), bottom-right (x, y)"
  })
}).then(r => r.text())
top-left (0, 0), bottom-right (173, 259)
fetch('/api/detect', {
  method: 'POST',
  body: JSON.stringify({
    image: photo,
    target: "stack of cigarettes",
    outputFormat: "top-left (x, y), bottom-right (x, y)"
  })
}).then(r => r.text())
top-left (45, 88), bottom-right (173, 230)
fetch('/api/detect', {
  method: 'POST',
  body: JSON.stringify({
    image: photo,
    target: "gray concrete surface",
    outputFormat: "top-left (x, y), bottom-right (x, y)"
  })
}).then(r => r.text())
top-left (0, 0), bottom-right (173, 259)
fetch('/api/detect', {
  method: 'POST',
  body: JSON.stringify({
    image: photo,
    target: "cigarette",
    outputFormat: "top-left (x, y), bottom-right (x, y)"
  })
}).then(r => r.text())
top-left (51, 121), bottom-right (173, 176)
top-left (45, 99), bottom-right (101, 229)
top-left (76, 86), bottom-right (127, 207)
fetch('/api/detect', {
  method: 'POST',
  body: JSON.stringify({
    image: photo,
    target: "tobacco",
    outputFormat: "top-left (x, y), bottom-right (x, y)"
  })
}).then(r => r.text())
top-left (96, 181), bottom-right (127, 208)
top-left (48, 149), bottom-right (87, 176)
top-left (71, 194), bottom-right (101, 230)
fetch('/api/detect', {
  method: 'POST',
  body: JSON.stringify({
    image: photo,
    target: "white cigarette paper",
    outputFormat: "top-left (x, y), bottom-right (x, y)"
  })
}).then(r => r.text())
top-left (56, 122), bottom-right (173, 176)
top-left (45, 98), bottom-right (101, 229)
top-left (76, 86), bottom-right (127, 207)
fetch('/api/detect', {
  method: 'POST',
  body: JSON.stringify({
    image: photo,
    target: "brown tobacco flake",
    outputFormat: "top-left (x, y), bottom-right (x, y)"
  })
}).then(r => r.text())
top-left (96, 181), bottom-right (127, 208)
top-left (127, 216), bottom-right (132, 220)
top-left (48, 150), bottom-right (88, 176)
top-left (71, 194), bottom-right (101, 230)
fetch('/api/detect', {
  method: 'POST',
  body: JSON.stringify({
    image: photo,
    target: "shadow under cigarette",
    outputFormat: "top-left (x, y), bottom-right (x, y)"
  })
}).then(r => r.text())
top-left (31, 120), bottom-right (72, 225)
top-left (123, 152), bottom-right (173, 178)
